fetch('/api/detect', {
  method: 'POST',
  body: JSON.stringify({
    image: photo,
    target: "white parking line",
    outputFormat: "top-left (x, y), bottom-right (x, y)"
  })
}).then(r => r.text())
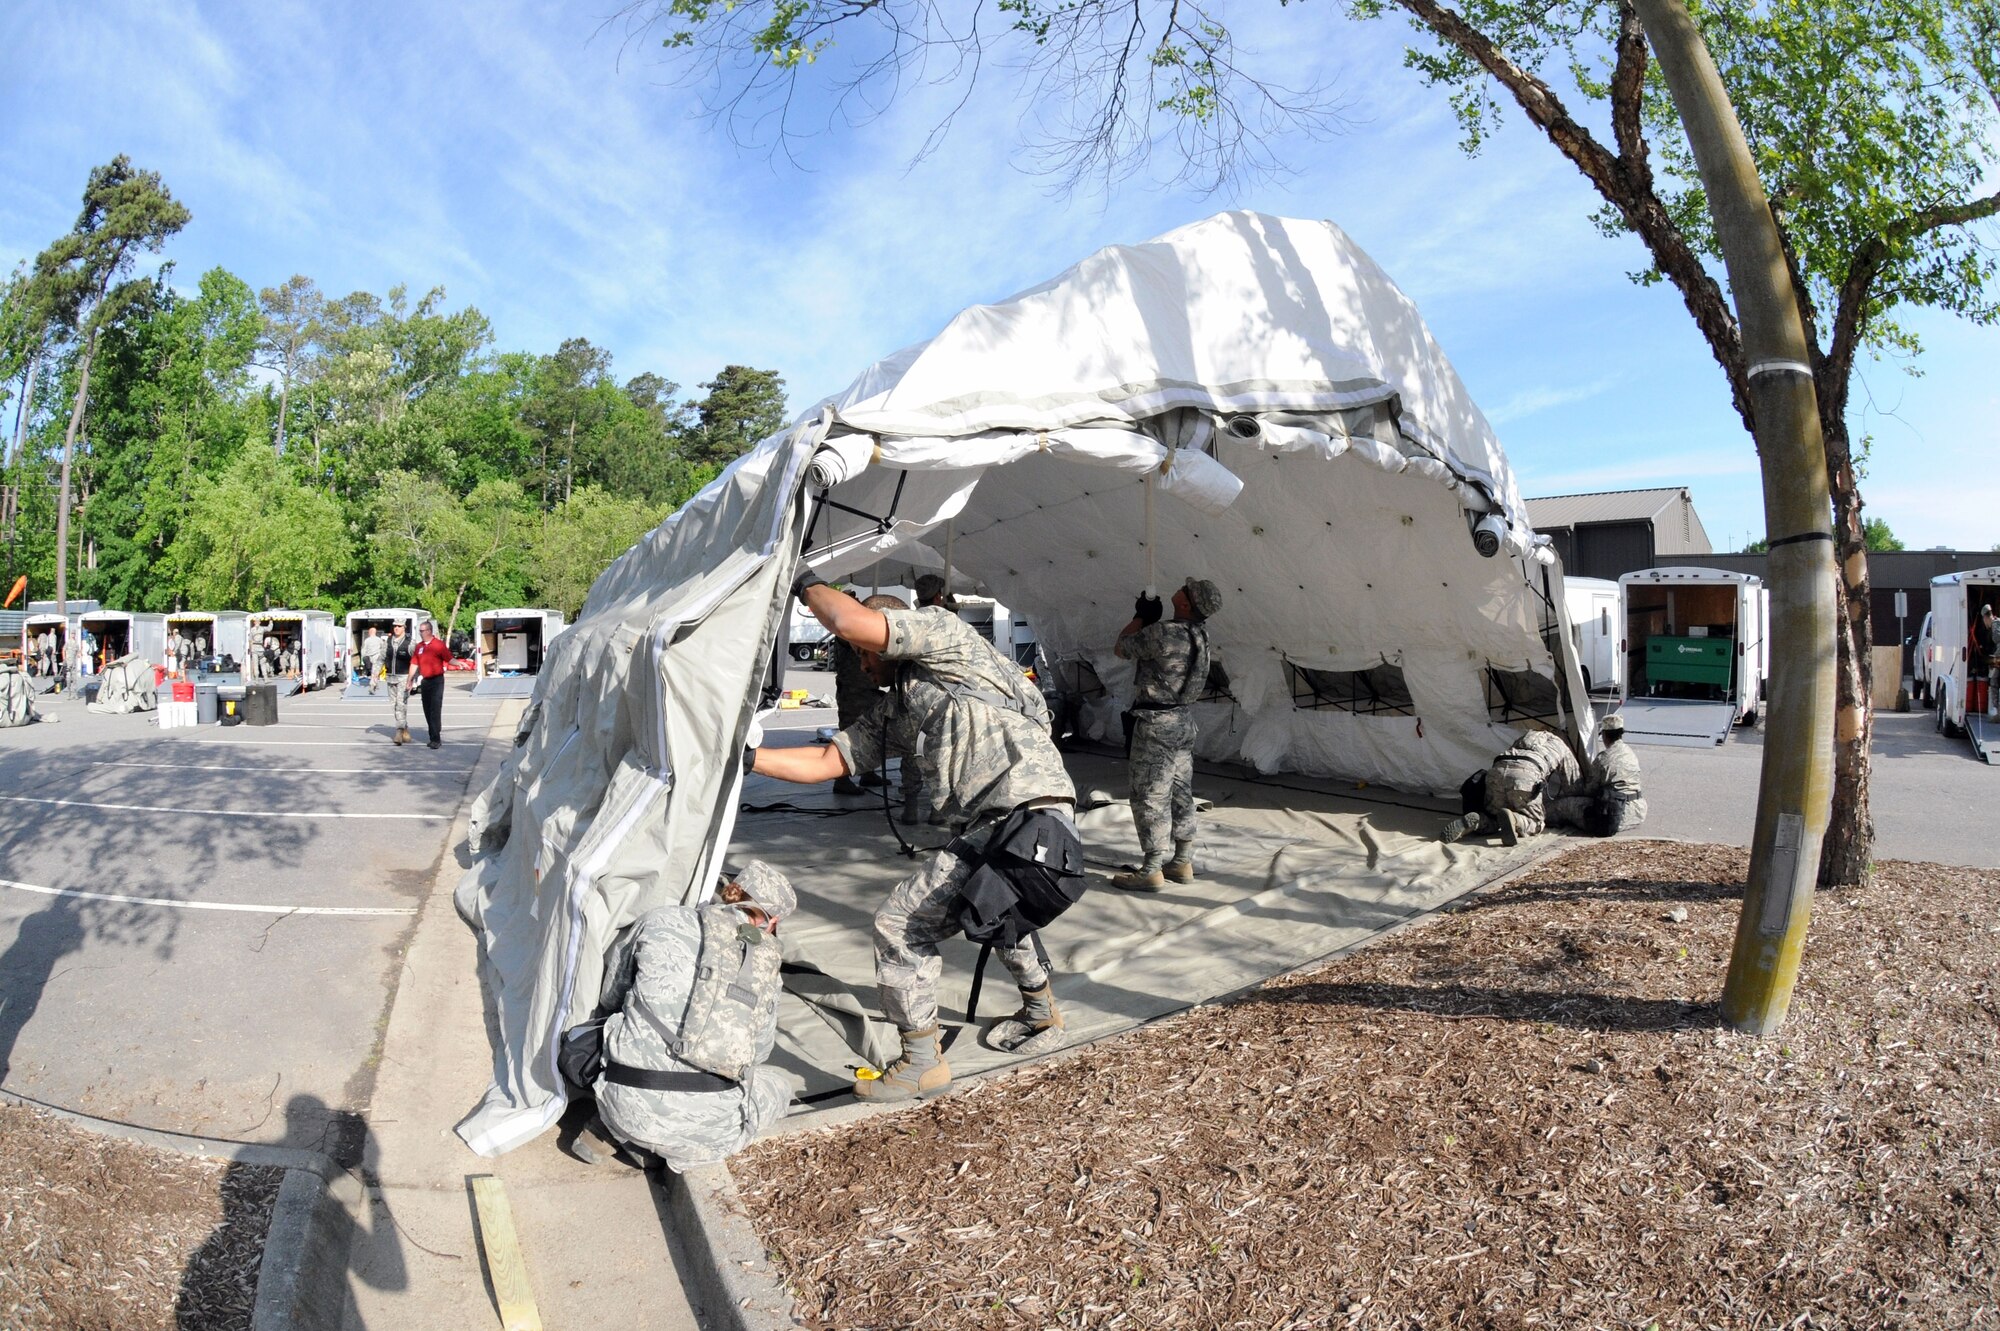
top-left (87, 760), bottom-right (471, 775)
top-left (0, 878), bottom-right (416, 917)
top-left (0, 794), bottom-right (448, 819)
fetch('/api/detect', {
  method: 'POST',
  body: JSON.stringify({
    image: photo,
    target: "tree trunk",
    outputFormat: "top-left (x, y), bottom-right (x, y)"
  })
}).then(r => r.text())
top-left (1632, 0), bottom-right (1837, 1035)
top-left (10, 351), bottom-right (37, 467)
top-left (54, 326), bottom-right (101, 614)
top-left (276, 373), bottom-right (291, 456)
top-left (1819, 421), bottom-right (1875, 887)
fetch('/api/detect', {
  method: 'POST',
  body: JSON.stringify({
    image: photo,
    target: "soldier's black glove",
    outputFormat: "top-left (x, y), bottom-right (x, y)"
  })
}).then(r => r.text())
top-left (1134, 593), bottom-right (1165, 626)
top-left (742, 745), bottom-right (758, 774)
top-left (791, 567), bottom-right (827, 605)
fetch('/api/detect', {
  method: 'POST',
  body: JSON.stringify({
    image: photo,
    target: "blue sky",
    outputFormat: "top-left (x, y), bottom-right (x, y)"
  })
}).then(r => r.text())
top-left (3, 0), bottom-right (1993, 551)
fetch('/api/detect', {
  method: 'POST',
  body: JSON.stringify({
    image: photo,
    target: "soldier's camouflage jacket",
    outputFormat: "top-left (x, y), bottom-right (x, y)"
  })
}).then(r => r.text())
top-left (832, 606), bottom-right (1074, 829)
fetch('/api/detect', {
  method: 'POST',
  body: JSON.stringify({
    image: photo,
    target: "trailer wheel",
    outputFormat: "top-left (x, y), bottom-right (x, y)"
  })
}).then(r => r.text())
top-left (789, 642), bottom-right (816, 662)
top-left (1914, 675), bottom-right (1930, 706)
top-left (1739, 709), bottom-right (1759, 728)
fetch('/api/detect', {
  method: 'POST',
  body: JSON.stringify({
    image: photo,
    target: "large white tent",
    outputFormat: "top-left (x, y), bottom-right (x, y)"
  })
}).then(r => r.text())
top-left (454, 211), bottom-right (1587, 1155)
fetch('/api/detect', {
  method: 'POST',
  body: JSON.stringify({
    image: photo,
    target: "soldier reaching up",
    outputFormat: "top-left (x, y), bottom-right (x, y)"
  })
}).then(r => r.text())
top-left (747, 570), bottom-right (1087, 1102)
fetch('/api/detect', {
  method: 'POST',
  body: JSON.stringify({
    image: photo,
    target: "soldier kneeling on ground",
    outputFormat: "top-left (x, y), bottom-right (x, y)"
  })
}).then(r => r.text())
top-left (560, 861), bottom-right (797, 1170)
top-left (1544, 712), bottom-right (1648, 836)
top-left (1440, 728), bottom-right (1583, 846)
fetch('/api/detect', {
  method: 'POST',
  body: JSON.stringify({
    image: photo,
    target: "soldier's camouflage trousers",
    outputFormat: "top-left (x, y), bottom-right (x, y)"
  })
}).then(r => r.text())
top-left (1129, 708), bottom-right (1198, 861)
top-left (1484, 770), bottom-right (1548, 837)
top-left (600, 1063), bottom-right (792, 1171)
top-left (387, 677), bottom-right (410, 730)
top-left (874, 843), bottom-right (1049, 1032)
top-left (1546, 794), bottom-right (1649, 834)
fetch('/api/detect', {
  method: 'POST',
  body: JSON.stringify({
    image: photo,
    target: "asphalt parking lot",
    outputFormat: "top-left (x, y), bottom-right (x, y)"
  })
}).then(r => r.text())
top-left (1624, 706), bottom-right (1995, 869)
top-left (0, 678), bottom-right (511, 1162)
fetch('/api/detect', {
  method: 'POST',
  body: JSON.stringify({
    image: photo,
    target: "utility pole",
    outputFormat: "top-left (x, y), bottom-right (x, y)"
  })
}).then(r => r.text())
top-left (1630, 0), bottom-right (1838, 1034)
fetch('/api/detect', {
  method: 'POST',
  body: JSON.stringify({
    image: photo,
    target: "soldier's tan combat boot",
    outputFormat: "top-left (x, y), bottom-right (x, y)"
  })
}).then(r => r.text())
top-left (984, 984), bottom-right (1068, 1056)
top-left (854, 1025), bottom-right (951, 1102)
top-left (1110, 862), bottom-right (1166, 891)
top-left (393, 727), bottom-right (408, 746)
top-left (1439, 811), bottom-right (1486, 843)
top-left (1163, 840), bottom-right (1196, 883)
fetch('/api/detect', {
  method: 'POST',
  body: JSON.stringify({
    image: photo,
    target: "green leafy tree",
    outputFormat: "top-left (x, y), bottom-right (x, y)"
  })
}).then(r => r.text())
top-left (258, 275), bottom-right (326, 456)
top-left (686, 364), bottom-right (788, 466)
top-left (528, 485), bottom-right (672, 619)
top-left (170, 449), bottom-right (351, 608)
top-left (369, 471), bottom-right (532, 632)
top-left (521, 337), bottom-right (616, 509)
top-left (23, 156), bottom-right (192, 609)
top-left (58, 268), bottom-right (262, 609)
top-left (1862, 518), bottom-right (1904, 553)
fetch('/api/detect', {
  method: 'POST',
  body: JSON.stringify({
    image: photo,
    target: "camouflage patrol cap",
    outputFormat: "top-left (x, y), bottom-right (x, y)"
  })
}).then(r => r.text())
top-left (1183, 577), bottom-right (1223, 619)
top-left (914, 574), bottom-right (957, 608)
top-left (727, 860), bottom-right (797, 921)
top-left (1600, 713), bottom-right (1626, 739)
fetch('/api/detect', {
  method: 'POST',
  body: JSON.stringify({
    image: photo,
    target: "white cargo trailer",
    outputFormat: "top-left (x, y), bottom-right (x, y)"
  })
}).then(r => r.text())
top-left (20, 612), bottom-right (72, 690)
top-left (78, 610), bottom-right (166, 674)
top-left (248, 609), bottom-right (339, 690)
top-left (1562, 576), bottom-right (1623, 697)
top-left (165, 611), bottom-right (250, 674)
top-left (343, 607), bottom-right (424, 698)
top-left (1617, 567), bottom-right (1768, 747)
top-left (1921, 565), bottom-right (2000, 763)
top-left (472, 608), bottom-right (568, 698)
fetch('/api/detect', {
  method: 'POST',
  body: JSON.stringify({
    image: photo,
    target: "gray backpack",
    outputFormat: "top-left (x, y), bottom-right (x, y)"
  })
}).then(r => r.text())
top-left (564, 904), bottom-right (782, 1096)
top-left (672, 905), bottom-right (783, 1081)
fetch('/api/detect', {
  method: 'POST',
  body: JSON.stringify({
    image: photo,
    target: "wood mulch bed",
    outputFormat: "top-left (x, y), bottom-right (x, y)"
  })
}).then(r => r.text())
top-left (736, 840), bottom-right (2000, 1330)
top-left (0, 1103), bottom-right (283, 1331)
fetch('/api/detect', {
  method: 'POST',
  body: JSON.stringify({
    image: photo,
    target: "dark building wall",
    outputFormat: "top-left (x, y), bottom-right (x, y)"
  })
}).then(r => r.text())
top-left (1574, 524), bottom-right (1658, 581)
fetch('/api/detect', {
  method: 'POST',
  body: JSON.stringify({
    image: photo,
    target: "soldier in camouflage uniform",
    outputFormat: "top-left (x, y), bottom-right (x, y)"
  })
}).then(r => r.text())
top-left (1110, 577), bottom-right (1223, 890)
top-left (826, 595), bottom-right (921, 812)
top-left (583, 861), bottom-right (797, 1170)
top-left (1441, 727), bottom-right (1584, 843)
top-left (1545, 713), bottom-right (1647, 835)
top-left (748, 573), bottom-right (1079, 1102)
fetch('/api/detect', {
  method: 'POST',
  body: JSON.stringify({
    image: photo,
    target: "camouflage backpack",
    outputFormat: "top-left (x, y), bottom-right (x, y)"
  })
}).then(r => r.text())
top-left (671, 905), bottom-right (783, 1081)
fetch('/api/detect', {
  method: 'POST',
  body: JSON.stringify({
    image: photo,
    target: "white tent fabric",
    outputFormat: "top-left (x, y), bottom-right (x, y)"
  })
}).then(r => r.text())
top-left (453, 211), bottom-right (1585, 1155)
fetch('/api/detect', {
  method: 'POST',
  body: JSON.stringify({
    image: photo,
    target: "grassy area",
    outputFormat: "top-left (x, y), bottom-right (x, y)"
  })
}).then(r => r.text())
top-left (737, 841), bottom-right (2000, 1330)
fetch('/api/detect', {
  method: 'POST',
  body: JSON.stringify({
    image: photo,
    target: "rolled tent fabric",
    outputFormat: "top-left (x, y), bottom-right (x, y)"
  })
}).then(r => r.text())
top-left (453, 211), bottom-right (1587, 1154)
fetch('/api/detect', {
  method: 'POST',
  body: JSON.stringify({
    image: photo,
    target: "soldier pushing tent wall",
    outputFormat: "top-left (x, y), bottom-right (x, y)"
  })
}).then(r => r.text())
top-left (747, 571), bottom-right (1088, 1103)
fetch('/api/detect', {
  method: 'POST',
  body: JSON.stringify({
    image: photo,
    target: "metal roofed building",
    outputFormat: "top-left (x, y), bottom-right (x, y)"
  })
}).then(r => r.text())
top-left (1527, 487), bottom-right (1712, 580)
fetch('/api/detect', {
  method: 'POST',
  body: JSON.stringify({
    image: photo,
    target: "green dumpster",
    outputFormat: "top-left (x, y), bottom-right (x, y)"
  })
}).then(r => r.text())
top-left (1647, 634), bottom-right (1734, 690)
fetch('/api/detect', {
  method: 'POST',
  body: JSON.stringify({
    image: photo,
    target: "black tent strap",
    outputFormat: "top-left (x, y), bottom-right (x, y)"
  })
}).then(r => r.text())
top-left (1767, 530), bottom-right (1835, 549)
top-left (600, 1061), bottom-right (735, 1094)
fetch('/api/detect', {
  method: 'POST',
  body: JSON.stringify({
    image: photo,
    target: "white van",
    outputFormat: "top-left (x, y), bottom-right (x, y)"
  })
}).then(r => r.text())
top-left (472, 608), bottom-right (568, 698)
top-left (1617, 567), bottom-right (1768, 746)
top-left (1921, 566), bottom-right (2000, 762)
top-left (248, 609), bottom-right (339, 690)
top-left (1561, 576), bottom-right (1622, 696)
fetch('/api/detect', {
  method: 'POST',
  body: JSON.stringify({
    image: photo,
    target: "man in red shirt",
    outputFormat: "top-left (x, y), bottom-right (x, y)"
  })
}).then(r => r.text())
top-left (409, 621), bottom-right (454, 750)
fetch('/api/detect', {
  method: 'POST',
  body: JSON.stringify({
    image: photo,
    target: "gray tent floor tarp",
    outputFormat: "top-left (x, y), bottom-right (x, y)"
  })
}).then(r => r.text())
top-left (734, 717), bottom-right (1553, 1114)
